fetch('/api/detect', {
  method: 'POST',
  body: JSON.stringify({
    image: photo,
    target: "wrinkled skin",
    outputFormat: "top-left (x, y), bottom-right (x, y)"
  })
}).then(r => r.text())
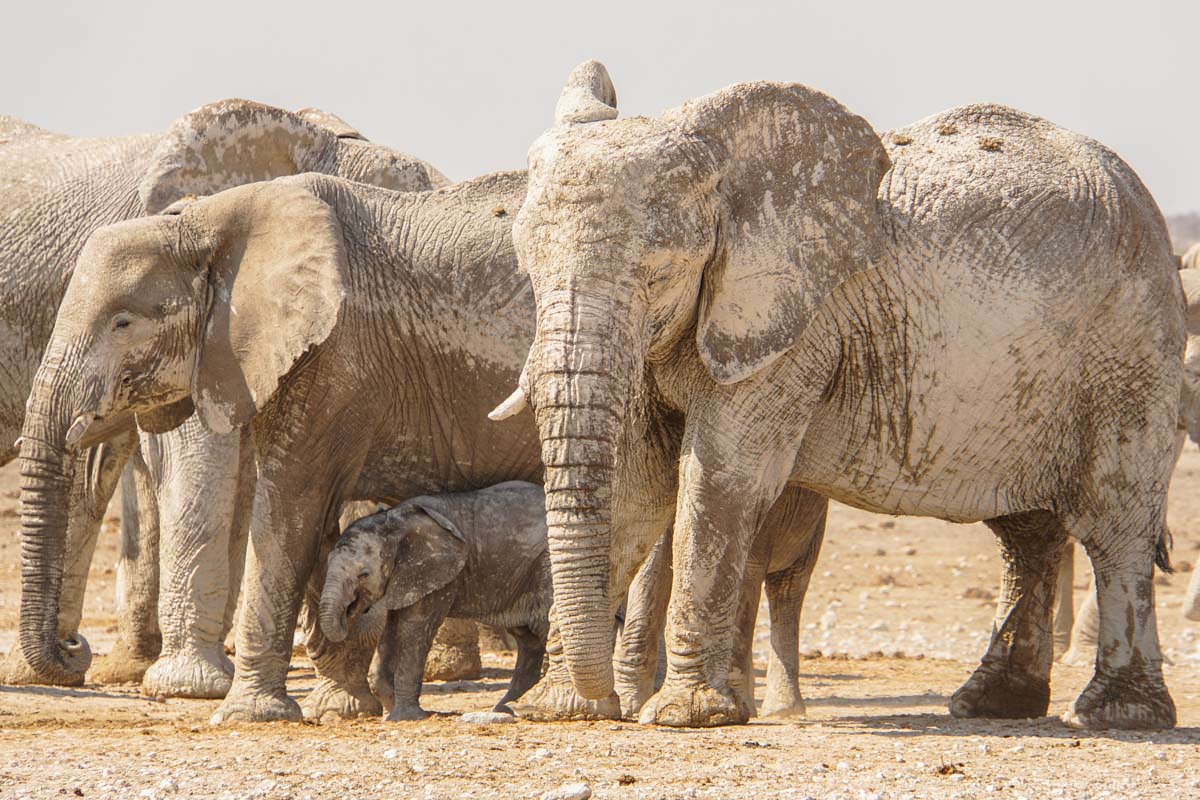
top-left (1055, 259), bottom-right (1200, 662)
top-left (612, 490), bottom-right (827, 720)
top-left (17, 171), bottom-right (548, 724)
top-left (505, 62), bottom-right (1183, 730)
top-left (0, 102), bottom-right (443, 687)
top-left (320, 482), bottom-right (551, 720)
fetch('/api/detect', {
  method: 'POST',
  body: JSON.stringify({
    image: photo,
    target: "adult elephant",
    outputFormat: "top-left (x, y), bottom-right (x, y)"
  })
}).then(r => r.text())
top-left (1055, 256), bottom-right (1200, 660)
top-left (493, 62), bottom-right (1183, 730)
top-left (0, 101), bottom-right (444, 687)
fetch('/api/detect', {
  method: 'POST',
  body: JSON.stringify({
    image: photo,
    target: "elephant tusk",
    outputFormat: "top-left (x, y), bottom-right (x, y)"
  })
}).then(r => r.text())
top-left (488, 387), bottom-right (528, 421)
top-left (64, 412), bottom-right (96, 449)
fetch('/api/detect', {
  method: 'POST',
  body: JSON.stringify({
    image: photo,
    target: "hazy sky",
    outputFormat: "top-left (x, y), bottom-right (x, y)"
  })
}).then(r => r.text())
top-left (4, 1), bottom-right (1196, 212)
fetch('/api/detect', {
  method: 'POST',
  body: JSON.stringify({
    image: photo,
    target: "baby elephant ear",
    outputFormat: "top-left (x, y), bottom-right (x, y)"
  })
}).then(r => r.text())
top-left (554, 60), bottom-right (618, 125)
top-left (381, 499), bottom-right (469, 610)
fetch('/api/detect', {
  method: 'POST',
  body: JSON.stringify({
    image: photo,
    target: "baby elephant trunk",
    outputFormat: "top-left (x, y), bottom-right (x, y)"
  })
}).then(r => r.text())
top-left (318, 570), bottom-right (357, 644)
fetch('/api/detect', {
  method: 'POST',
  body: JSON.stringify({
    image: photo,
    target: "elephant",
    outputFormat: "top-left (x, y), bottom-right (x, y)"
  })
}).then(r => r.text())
top-left (0, 101), bottom-right (445, 687)
top-left (14, 168), bottom-right (555, 724)
top-left (1053, 253), bottom-right (1200, 662)
top-left (493, 61), bottom-right (1184, 730)
top-left (320, 481), bottom-right (551, 720)
top-left (611, 491), bottom-right (827, 720)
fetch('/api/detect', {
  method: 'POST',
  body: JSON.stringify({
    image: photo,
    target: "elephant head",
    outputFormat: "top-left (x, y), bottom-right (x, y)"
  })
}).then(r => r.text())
top-left (319, 501), bottom-right (468, 642)
top-left (492, 62), bottom-right (889, 699)
top-left (138, 98), bottom-right (447, 214)
top-left (18, 179), bottom-right (349, 678)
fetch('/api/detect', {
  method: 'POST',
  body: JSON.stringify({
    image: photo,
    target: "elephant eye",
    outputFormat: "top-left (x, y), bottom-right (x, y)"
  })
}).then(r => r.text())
top-left (112, 314), bottom-right (134, 331)
top-left (358, 571), bottom-right (370, 580)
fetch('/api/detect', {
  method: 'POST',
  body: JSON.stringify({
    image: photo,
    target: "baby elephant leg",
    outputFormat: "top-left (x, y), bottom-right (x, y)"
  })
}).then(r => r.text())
top-left (386, 592), bottom-right (452, 722)
top-left (494, 627), bottom-right (546, 713)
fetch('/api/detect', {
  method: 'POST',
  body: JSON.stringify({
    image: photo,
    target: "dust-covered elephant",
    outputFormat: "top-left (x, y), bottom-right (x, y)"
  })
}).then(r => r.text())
top-left (493, 62), bottom-right (1184, 730)
top-left (14, 170), bottom-right (552, 724)
top-left (0, 101), bottom-right (444, 687)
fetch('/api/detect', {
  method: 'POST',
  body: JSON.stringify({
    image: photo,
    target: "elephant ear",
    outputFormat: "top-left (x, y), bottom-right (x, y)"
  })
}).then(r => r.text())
top-left (139, 99), bottom-right (339, 214)
top-left (381, 499), bottom-right (468, 610)
top-left (181, 180), bottom-right (348, 434)
top-left (685, 83), bottom-right (891, 384)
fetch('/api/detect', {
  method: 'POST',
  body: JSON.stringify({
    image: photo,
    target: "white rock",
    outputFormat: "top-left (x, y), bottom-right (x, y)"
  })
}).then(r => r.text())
top-left (382, 748), bottom-right (399, 760)
top-left (540, 782), bottom-right (592, 800)
top-left (460, 711), bottom-right (516, 725)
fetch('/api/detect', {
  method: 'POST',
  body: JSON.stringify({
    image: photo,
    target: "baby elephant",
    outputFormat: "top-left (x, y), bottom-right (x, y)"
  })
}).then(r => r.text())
top-left (320, 482), bottom-right (550, 721)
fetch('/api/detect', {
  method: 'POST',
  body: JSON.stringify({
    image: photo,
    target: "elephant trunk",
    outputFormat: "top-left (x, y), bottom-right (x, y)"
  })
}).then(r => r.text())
top-left (533, 285), bottom-right (637, 701)
top-left (318, 570), bottom-right (354, 644)
top-left (18, 363), bottom-right (92, 682)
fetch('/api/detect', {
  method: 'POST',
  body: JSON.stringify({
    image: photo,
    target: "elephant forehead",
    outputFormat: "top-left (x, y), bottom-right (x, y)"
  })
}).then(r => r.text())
top-left (529, 118), bottom-right (698, 187)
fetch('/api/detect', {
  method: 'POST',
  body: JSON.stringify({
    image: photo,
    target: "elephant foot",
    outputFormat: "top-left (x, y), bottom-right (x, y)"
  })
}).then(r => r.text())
top-left (210, 687), bottom-right (302, 725)
top-left (384, 704), bottom-right (431, 722)
top-left (615, 680), bottom-right (654, 720)
top-left (1062, 669), bottom-right (1176, 730)
top-left (301, 678), bottom-right (383, 724)
top-left (423, 640), bottom-right (481, 682)
top-left (0, 636), bottom-right (90, 687)
top-left (90, 633), bottom-right (162, 686)
top-left (949, 664), bottom-right (1050, 719)
top-left (638, 682), bottom-right (748, 728)
top-left (141, 648), bottom-right (233, 699)
top-left (510, 676), bottom-right (621, 722)
top-left (761, 687), bottom-right (807, 719)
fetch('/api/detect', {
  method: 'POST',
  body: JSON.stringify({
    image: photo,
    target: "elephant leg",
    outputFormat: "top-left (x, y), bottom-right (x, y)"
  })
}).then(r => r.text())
top-left (0, 433), bottom-right (135, 685)
top-left (1184, 562), bottom-right (1200, 622)
top-left (613, 531), bottom-right (672, 718)
top-left (300, 517), bottom-right (385, 723)
top-left (950, 511), bottom-right (1065, 720)
top-left (142, 421), bottom-right (244, 699)
top-left (211, 441), bottom-right (354, 725)
top-left (758, 487), bottom-right (826, 719)
top-left (90, 449), bottom-right (162, 684)
top-left (495, 627), bottom-right (546, 713)
top-left (385, 598), bottom-right (451, 722)
top-left (639, 415), bottom-right (795, 728)
top-left (1051, 540), bottom-right (1075, 658)
top-left (729, 558), bottom-right (766, 720)
top-left (1063, 520), bottom-right (1175, 730)
top-left (1059, 568), bottom-right (1101, 667)
top-left (220, 427), bottom-right (255, 650)
top-left (424, 619), bottom-right (482, 682)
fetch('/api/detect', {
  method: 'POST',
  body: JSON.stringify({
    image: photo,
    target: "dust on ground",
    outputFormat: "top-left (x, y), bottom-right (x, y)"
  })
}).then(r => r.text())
top-left (1, 451), bottom-right (1199, 800)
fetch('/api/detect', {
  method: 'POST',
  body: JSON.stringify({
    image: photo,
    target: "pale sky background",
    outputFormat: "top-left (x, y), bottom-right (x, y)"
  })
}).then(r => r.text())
top-left (3, 1), bottom-right (1196, 213)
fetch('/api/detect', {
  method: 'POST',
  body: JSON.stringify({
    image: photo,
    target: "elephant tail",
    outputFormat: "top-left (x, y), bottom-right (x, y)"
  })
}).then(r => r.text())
top-left (1156, 526), bottom-right (1174, 574)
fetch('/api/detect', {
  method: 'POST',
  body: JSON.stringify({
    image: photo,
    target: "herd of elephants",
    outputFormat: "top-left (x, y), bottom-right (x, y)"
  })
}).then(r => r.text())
top-left (4, 59), bottom-right (1200, 732)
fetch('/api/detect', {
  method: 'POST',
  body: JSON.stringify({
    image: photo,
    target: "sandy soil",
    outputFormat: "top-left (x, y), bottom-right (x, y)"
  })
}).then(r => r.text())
top-left (1, 450), bottom-right (1199, 800)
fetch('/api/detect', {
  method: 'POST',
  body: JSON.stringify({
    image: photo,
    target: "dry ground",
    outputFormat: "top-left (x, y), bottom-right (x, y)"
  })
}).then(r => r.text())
top-left (1, 451), bottom-right (1199, 800)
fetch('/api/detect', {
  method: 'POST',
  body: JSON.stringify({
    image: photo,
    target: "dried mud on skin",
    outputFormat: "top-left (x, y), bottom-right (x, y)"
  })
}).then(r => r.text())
top-left (1, 457), bottom-right (1200, 798)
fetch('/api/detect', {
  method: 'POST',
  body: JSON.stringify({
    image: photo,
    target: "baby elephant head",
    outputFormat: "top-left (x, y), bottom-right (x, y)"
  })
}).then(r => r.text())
top-left (318, 499), bottom-right (468, 643)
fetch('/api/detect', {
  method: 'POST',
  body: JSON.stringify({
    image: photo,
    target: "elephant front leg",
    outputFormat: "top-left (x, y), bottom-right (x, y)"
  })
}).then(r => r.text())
top-left (510, 610), bottom-right (623, 721)
top-left (950, 511), bottom-right (1065, 720)
top-left (91, 451), bottom-right (162, 685)
top-left (142, 423), bottom-right (245, 699)
top-left (1051, 541), bottom-right (1075, 658)
top-left (384, 598), bottom-right (449, 722)
top-left (639, 428), bottom-right (792, 728)
top-left (613, 532), bottom-right (672, 718)
top-left (1063, 530), bottom-right (1175, 730)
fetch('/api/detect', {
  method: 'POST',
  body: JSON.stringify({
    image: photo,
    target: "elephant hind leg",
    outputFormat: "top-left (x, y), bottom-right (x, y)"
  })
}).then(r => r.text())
top-left (950, 510), bottom-right (1066, 720)
top-left (494, 627), bottom-right (546, 713)
top-left (1062, 508), bottom-right (1175, 730)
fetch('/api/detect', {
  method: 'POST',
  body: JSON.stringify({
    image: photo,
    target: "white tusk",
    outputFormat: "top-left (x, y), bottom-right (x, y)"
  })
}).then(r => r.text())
top-left (12, 437), bottom-right (21, 450)
top-left (488, 387), bottom-right (528, 421)
top-left (64, 412), bottom-right (95, 449)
